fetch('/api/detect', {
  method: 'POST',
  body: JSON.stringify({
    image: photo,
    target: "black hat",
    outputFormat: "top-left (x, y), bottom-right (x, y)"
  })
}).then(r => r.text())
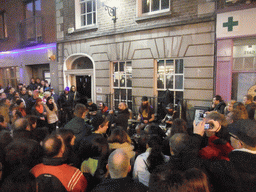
top-left (141, 96), bottom-right (148, 101)
top-left (91, 115), bottom-right (106, 130)
top-left (229, 119), bottom-right (256, 147)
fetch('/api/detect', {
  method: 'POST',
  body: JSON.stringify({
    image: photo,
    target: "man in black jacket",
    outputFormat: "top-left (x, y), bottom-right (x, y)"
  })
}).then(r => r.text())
top-left (108, 102), bottom-right (130, 131)
top-left (92, 149), bottom-right (148, 192)
top-left (183, 119), bottom-right (256, 192)
top-left (211, 95), bottom-right (226, 114)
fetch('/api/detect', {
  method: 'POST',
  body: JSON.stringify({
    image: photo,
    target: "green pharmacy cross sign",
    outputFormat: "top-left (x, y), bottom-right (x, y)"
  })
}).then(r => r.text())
top-left (223, 17), bottom-right (238, 32)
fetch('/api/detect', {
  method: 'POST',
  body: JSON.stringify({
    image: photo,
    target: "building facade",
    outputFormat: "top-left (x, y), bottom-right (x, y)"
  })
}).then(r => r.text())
top-left (0, 0), bottom-right (58, 91)
top-left (216, 0), bottom-right (256, 102)
top-left (56, 0), bottom-right (216, 119)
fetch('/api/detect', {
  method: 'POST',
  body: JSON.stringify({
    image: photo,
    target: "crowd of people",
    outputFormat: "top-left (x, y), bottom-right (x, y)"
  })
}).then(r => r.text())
top-left (0, 78), bottom-right (256, 192)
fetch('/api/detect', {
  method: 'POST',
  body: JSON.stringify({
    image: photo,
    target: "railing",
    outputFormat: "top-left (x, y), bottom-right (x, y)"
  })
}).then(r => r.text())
top-left (17, 16), bottom-right (43, 47)
top-left (105, 94), bottom-right (187, 122)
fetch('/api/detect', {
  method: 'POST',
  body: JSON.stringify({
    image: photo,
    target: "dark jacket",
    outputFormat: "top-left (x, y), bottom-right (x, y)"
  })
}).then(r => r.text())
top-left (109, 108), bottom-right (130, 131)
top-left (182, 134), bottom-right (256, 192)
top-left (246, 102), bottom-right (256, 120)
top-left (92, 176), bottom-right (148, 192)
top-left (213, 101), bottom-right (226, 114)
top-left (58, 92), bottom-right (73, 109)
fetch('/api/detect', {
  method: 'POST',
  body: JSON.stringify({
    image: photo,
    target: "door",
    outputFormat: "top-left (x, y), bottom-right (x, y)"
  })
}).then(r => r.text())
top-left (76, 75), bottom-right (91, 99)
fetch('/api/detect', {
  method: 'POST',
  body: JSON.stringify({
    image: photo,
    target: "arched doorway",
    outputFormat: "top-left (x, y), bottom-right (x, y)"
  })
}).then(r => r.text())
top-left (63, 53), bottom-right (96, 101)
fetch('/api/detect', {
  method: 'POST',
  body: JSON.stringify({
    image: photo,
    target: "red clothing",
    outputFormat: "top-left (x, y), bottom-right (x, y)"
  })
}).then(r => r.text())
top-left (199, 135), bottom-right (234, 161)
top-left (31, 163), bottom-right (87, 192)
top-left (19, 108), bottom-right (26, 117)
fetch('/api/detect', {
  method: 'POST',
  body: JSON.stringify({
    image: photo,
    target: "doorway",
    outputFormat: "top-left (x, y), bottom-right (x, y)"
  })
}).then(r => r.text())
top-left (76, 75), bottom-right (92, 99)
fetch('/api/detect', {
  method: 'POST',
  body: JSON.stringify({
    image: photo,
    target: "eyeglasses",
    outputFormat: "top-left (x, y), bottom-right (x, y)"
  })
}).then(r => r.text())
top-left (229, 133), bottom-right (240, 141)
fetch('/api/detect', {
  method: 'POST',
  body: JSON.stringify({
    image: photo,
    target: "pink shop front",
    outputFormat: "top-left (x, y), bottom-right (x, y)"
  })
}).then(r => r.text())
top-left (216, 7), bottom-right (256, 102)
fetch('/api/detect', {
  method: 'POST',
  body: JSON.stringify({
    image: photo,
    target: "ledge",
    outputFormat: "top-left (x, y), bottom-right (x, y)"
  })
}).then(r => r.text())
top-left (68, 25), bottom-right (99, 35)
top-left (135, 11), bottom-right (172, 22)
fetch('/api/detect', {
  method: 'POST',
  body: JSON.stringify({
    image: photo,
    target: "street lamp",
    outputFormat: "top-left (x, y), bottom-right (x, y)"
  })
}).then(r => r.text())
top-left (102, 2), bottom-right (117, 23)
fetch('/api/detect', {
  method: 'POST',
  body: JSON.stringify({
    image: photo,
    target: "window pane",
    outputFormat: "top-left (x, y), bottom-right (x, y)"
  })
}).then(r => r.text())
top-left (175, 59), bottom-right (183, 73)
top-left (175, 75), bottom-right (183, 89)
top-left (161, 0), bottom-right (169, 9)
top-left (166, 60), bottom-right (174, 74)
top-left (142, 0), bottom-right (149, 13)
top-left (93, 12), bottom-right (96, 24)
top-left (120, 62), bottom-right (124, 72)
top-left (93, 0), bottom-right (96, 11)
top-left (121, 89), bottom-right (126, 100)
top-left (244, 57), bottom-right (254, 70)
top-left (81, 15), bottom-right (86, 26)
top-left (87, 1), bottom-right (92, 12)
top-left (166, 74), bottom-right (173, 89)
top-left (114, 62), bottom-right (118, 72)
top-left (157, 60), bottom-right (165, 73)
top-left (128, 89), bottom-right (132, 100)
top-left (81, 3), bottom-right (86, 14)
top-left (152, 0), bottom-right (160, 11)
top-left (126, 62), bottom-right (132, 74)
top-left (233, 58), bottom-right (243, 71)
top-left (176, 91), bottom-right (183, 104)
top-left (114, 89), bottom-right (120, 100)
top-left (120, 75), bottom-right (125, 87)
top-left (87, 13), bottom-right (92, 25)
top-left (10, 68), bottom-right (15, 77)
top-left (113, 73), bottom-right (119, 87)
top-left (127, 75), bottom-right (132, 87)
top-left (26, 2), bottom-right (33, 18)
top-left (157, 74), bottom-right (164, 89)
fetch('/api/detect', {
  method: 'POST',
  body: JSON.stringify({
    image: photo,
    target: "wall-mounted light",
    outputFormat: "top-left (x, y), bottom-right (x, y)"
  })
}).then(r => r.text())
top-left (103, 3), bottom-right (117, 23)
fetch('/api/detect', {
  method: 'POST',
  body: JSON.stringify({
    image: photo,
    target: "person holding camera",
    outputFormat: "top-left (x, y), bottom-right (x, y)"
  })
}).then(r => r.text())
top-left (198, 111), bottom-right (233, 161)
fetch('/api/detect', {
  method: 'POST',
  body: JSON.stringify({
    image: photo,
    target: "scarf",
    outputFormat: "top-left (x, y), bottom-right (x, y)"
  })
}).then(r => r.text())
top-left (35, 104), bottom-right (44, 114)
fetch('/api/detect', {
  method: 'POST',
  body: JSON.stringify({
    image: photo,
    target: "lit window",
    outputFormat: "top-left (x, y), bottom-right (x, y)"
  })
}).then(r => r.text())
top-left (112, 61), bottom-right (132, 109)
top-left (0, 67), bottom-right (19, 88)
top-left (75, 0), bottom-right (96, 29)
top-left (0, 11), bottom-right (7, 40)
top-left (157, 59), bottom-right (184, 105)
top-left (139, 0), bottom-right (170, 16)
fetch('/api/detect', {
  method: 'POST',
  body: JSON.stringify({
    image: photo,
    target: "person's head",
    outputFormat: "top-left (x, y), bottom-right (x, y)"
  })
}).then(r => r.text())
top-left (46, 97), bottom-right (53, 105)
top-left (71, 85), bottom-right (76, 92)
top-left (36, 98), bottom-right (42, 106)
top-left (213, 95), bottom-right (222, 105)
top-left (16, 99), bottom-right (25, 108)
top-left (170, 118), bottom-right (188, 137)
top-left (33, 90), bottom-right (39, 99)
top-left (227, 100), bottom-right (236, 112)
top-left (108, 127), bottom-right (131, 144)
top-left (107, 149), bottom-right (131, 179)
top-left (90, 136), bottom-right (109, 158)
top-left (57, 129), bottom-right (76, 147)
top-left (9, 87), bottom-right (15, 94)
top-left (27, 90), bottom-right (33, 97)
top-left (26, 115), bottom-right (37, 130)
top-left (50, 87), bottom-right (54, 93)
top-left (91, 115), bottom-right (109, 133)
top-left (169, 133), bottom-right (189, 156)
top-left (98, 102), bottom-right (105, 110)
top-left (44, 91), bottom-right (51, 99)
top-left (64, 87), bottom-right (69, 94)
top-left (74, 103), bottom-right (88, 118)
top-left (229, 119), bottom-right (256, 150)
top-left (0, 115), bottom-right (7, 128)
top-left (205, 111), bottom-right (228, 128)
top-left (232, 102), bottom-right (248, 120)
top-left (42, 134), bottom-right (65, 158)
top-left (2, 98), bottom-right (11, 107)
top-left (141, 96), bottom-right (149, 106)
top-left (30, 78), bottom-right (35, 84)
top-left (87, 98), bottom-right (92, 105)
top-left (118, 102), bottom-right (127, 111)
top-left (13, 118), bottom-right (30, 131)
top-left (40, 80), bottom-right (45, 86)
top-left (21, 87), bottom-right (27, 95)
top-left (243, 94), bottom-right (253, 105)
top-left (39, 87), bottom-right (44, 94)
top-left (0, 92), bottom-right (6, 99)
top-left (166, 103), bottom-right (174, 113)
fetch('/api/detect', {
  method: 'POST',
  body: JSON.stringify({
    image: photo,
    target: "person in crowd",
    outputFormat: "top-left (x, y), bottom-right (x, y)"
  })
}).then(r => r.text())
top-left (168, 118), bottom-right (188, 138)
top-left (12, 118), bottom-right (34, 140)
top-left (17, 83), bottom-right (23, 94)
top-left (136, 96), bottom-right (155, 135)
top-left (161, 103), bottom-right (178, 128)
top-left (19, 87), bottom-right (28, 106)
top-left (40, 80), bottom-right (45, 91)
top-left (50, 87), bottom-right (59, 104)
top-left (92, 149), bottom-right (148, 192)
top-left (233, 102), bottom-right (249, 119)
top-left (224, 100), bottom-right (236, 115)
top-left (9, 104), bottom-right (22, 124)
top-left (38, 87), bottom-right (44, 99)
top-left (182, 119), bottom-right (256, 192)
top-left (44, 97), bottom-right (58, 133)
top-left (26, 90), bottom-right (39, 115)
top-left (78, 115), bottom-right (108, 162)
top-left (16, 99), bottom-right (26, 117)
top-left (243, 94), bottom-right (256, 120)
top-left (58, 86), bottom-right (73, 126)
top-left (133, 135), bottom-right (169, 187)
top-left (7, 87), bottom-right (15, 101)
top-left (0, 98), bottom-right (11, 124)
top-left (70, 85), bottom-right (80, 112)
top-left (35, 78), bottom-right (41, 88)
top-left (0, 84), bottom-right (4, 94)
top-left (32, 98), bottom-right (47, 128)
top-left (64, 103), bottom-right (92, 149)
top-left (31, 133), bottom-right (87, 192)
top-left (87, 98), bottom-right (98, 120)
top-left (57, 129), bottom-right (80, 168)
top-left (108, 127), bottom-right (135, 161)
top-left (98, 102), bottom-right (109, 117)
top-left (44, 80), bottom-right (50, 92)
top-left (42, 91), bottom-right (51, 104)
top-left (27, 78), bottom-right (37, 91)
top-left (149, 167), bottom-right (210, 192)
top-left (0, 92), bottom-right (7, 100)
top-left (0, 115), bottom-right (9, 131)
top-left (211, 95), bottom-right (226, 114)
top-left (108, 102), bottom-right (130, 131)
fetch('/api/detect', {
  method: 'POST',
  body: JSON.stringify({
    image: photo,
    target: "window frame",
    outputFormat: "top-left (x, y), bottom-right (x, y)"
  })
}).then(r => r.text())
top-left (112, 61), bottom-right (132, 110)
top-left (0, 11), bottom-right (7, 40)
top-left (75, 0), bottom-right (97, 30)
top-left (137, 0), bottom-right (171, 17)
